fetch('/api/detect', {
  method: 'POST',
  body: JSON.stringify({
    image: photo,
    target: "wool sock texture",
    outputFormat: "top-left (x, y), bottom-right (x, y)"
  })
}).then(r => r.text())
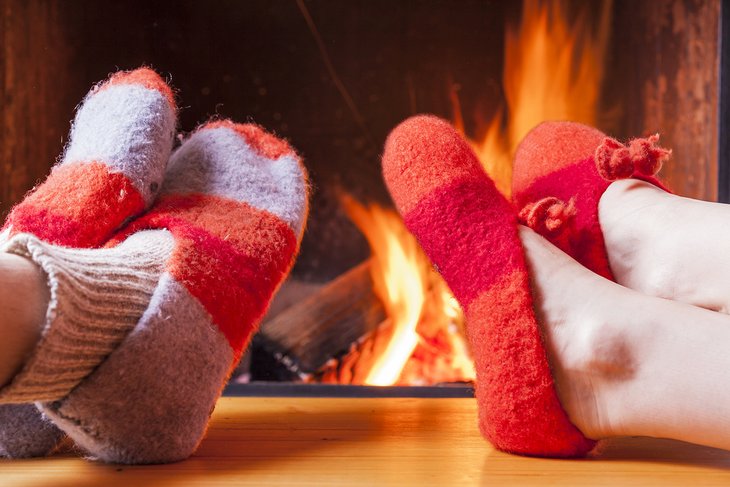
top-left (37, 120), bottom-right (308, 464)
top-left (2, 67), bottom-right (176, 248)
top-left (0, 67), bottom-right (176, 458)
top-left (382, 115), bottom-right (595, 457)
top-left (512, 121), bottom-right (669, 280)
top-left (0, 231), bottom-right (174, 403)
top-left (0, 404), bottom-right (64, 458)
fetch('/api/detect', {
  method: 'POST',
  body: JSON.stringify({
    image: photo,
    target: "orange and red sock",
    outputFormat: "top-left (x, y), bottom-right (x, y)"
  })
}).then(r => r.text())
top-left (382, 115), bottom-right (595, 457)
top-left (32, 120), bottom-right (309, 464)
top-left (2, 67), bottom-right (176, 248)
top-left (0, 67), bottom-right (176, 459)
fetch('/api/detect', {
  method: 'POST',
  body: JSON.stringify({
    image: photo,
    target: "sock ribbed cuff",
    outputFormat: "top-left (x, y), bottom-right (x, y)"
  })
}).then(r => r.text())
top-left (0, 231), bottom-right (174, 403)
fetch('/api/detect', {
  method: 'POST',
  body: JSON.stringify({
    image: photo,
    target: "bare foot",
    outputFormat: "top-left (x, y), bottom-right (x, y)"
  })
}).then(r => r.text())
top-left (0, 253), bottom-right (48, 386)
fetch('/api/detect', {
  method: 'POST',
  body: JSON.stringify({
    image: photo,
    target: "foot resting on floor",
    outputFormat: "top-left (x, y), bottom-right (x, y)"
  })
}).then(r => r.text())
top-left (0, 120), bottom-right (309, 464)
top-left (0, 66), bottom-right (177, 458)
top-left (382, 114), bottom-right (730, 456)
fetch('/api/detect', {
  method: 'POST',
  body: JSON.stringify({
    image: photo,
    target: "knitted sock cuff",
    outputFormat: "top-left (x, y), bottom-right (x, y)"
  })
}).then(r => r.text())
top-left (0, 230), bottom-right (174, 403)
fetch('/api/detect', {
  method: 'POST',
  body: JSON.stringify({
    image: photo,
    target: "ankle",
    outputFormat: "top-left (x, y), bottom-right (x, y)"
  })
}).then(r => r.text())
top-left (0, 254), bottom-right (48, 385)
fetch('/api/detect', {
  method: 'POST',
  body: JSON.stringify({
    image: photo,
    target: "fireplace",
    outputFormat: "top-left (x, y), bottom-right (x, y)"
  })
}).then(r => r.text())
top-left (0, 0), bottom-right (723, 395)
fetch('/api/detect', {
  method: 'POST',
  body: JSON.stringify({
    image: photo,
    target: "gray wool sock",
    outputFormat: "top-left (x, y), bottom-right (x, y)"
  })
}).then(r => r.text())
top-left (0, 405), bottom-right (64, 458)
top-left (0, 230), bottom-right (173, 403)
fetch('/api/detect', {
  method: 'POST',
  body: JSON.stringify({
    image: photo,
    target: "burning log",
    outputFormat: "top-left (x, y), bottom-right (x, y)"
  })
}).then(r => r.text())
top-left (257, 259), bottom-right (385, 379)
top-left (317, 318), bottom-right (394, 385)
top-left (257, 198), bottom-right (476, 386)
top-left (316, 306), bottom-right (476, 386)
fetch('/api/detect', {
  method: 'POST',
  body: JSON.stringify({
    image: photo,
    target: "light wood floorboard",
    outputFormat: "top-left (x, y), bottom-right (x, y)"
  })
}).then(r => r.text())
top-left (2, 397), bottom-right (730, 486)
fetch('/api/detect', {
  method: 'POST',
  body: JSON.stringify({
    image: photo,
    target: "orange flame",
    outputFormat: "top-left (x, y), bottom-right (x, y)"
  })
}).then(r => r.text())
top-left (339, 0), bottom-right (612, 387)
top-left (454, 0), bottom-right (613, 196)
top-left (341, 195), bottom-right (475, 386)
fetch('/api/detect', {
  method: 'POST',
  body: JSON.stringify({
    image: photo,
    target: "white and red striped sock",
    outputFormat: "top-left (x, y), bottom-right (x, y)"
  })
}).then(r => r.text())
top-left (3, 120), bottom-right (308, 463)
top-left (0, 67), bottom-right (176, 459)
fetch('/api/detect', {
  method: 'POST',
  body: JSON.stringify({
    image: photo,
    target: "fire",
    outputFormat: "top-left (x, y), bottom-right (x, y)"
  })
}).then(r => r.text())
top-left (341, 195), bottom-right (476, 386)
top-left (454, 0), bottom-right (613, 195)
top-left (336, 0), bottom-right (611, 386)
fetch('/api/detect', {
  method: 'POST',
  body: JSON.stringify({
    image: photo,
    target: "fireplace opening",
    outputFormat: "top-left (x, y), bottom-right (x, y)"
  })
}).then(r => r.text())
top-left (1, 0), bottom-right (722, 396)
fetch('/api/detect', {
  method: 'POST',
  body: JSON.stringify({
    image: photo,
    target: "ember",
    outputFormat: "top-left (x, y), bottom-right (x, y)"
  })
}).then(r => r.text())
top-left (320, 195), bottom-right (475, 387)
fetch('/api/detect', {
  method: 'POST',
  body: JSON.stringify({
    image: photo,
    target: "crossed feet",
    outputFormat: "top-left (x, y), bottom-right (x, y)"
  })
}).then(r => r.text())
top-left (0, 68), bottom-right (308, 463)
top-left (384, 116), bottom-right (730, 456)
top-left (2, 69), bottom-right (730, 463)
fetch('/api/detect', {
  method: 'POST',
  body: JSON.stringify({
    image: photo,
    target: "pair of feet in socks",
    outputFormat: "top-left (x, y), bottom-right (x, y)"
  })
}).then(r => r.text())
top-left (0, 68), bottom-right (308, 463)
top-left (3, 68), bottom-right (730, 463)
top-left (384, 116), bottom-right (730, 457)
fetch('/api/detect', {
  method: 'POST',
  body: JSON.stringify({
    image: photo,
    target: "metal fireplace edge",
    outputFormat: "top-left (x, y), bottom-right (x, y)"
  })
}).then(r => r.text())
top-left (223, 382), bottom-right (475, 398)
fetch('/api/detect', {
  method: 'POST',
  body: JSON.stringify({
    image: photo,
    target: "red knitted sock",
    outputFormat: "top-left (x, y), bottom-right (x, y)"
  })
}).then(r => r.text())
top-left (382, 115), bottom-right (595, 457)
top-left (511, 121), bottom-right (671, 280)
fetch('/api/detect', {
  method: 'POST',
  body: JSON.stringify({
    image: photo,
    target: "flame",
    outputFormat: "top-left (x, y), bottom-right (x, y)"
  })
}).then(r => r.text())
top-left (454, 0), bottom-right (613, 196)
top-left (342, 195), bottom-right (425, 386)
top-left (335, 0), bottom-right (612, 387)
top-left (341, 195), bottom-right (475, 386)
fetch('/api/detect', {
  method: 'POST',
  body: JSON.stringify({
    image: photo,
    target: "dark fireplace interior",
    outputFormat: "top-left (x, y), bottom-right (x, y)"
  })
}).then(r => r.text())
top-left (0, 0), bottom-right (722, 394)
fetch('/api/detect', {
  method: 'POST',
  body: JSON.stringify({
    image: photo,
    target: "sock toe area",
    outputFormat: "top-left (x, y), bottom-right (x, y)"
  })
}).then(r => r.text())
top-left (3, 67), bottom-right (178, 247)
top-left (102, 67), bottom-right (176, 109)
top-left (163, 120), bottom-right (309, 238)
top-left (111, 119), bottom-right (308, 355)
top-left (512, 121), bottom-right (605, 199)
top-left (62, 67), bottom-right (177, 206)
top-left (203, 120), bottom-right (296, 160)
top-left (383, 114), bottom-right (513, 305)
top-left (382, 115), bottom-right (596, 457)
top-left (382, 114), bottom-right (486, 216)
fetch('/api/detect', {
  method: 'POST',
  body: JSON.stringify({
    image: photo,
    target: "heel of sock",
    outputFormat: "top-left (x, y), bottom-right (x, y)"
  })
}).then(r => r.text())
top-left (0, 405), bottom-right (64, 458)
top-left (40, 275), bottom-right (234, 464)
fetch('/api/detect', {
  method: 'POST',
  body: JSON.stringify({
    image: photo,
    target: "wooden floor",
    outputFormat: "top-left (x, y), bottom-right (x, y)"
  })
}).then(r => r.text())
top-left (3, 397), bottom-right (730, 486)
